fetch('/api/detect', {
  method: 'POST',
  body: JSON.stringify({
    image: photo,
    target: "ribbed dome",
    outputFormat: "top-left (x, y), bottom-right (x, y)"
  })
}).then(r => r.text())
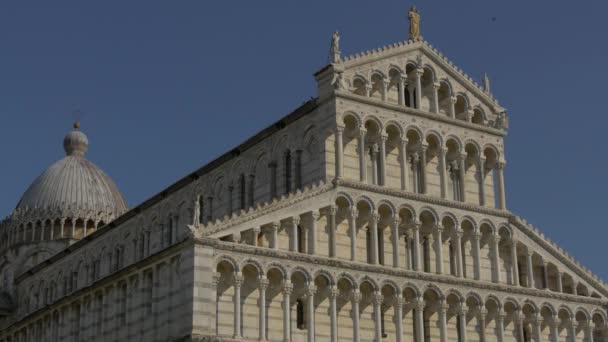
top-left (15, 123), bottom-right (127, 217)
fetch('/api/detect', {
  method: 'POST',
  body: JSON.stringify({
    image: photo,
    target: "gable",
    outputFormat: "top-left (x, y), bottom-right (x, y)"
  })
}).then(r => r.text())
top-left (331, 38), bottom-right (505, 127)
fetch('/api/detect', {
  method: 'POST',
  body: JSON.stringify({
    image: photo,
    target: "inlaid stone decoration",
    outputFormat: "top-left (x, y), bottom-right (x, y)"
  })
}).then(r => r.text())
top-left (0, 7), bottom-right (606, 342)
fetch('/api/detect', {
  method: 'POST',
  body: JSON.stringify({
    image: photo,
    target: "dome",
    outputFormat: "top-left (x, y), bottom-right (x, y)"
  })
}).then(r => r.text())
top-left (15, 123), bottom-right (128, 218)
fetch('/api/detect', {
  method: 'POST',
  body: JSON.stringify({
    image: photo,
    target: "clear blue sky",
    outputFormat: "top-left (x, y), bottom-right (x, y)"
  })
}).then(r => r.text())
top-left (1, 1), bottom-right (606, 279)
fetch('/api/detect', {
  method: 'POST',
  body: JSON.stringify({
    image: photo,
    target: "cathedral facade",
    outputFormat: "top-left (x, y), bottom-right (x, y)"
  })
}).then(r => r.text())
top-left (0, 10), bottom-right (607, 342)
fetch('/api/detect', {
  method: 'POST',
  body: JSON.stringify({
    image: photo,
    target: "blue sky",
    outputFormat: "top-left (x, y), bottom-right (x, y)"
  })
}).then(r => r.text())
top-left (1, 1), bottom-right (607, 279)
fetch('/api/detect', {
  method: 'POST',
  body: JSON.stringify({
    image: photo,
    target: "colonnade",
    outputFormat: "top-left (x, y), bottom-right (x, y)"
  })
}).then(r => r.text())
top-left (334, 119), bottom-right (506, 210)
top-left (225, 203), bottom-right (598, 299)
top-left (215, 256), bottom-right (607, 342)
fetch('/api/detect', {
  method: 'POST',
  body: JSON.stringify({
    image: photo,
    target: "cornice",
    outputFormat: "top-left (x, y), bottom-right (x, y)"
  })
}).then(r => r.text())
top-left (335, 91), bottom-right (507, 137)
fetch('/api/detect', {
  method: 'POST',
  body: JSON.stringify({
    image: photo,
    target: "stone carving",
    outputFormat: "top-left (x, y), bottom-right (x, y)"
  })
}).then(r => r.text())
top-left (330, 31), bottom-right (341, 63)
top-left (409, 6), bottom-right (421, 39)
top-left (483, 72), bottom-right (491, 94)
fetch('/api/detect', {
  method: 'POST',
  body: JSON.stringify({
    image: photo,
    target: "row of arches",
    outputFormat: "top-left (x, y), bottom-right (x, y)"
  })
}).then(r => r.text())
top-left (1, 217), bottom-right (107, 251)
top-left (219, 195), bottom-right (600, 300)
top-left (214, 257), bottom-right (607, 342)
top-left (350, 64), bottom-right (492, 126)
top-left (335, 113), bottom-right (506, 209)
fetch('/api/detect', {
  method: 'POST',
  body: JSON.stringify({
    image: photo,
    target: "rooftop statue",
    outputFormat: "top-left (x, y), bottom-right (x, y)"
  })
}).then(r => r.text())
top-left (330, 31), bottom-right (341, 63)
top-left (409, 5), bottom-right (421, 39)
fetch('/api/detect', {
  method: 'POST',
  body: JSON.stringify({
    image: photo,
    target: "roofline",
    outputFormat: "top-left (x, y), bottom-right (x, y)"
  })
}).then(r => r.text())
top-left (15, 98), bottom-right (320, 283)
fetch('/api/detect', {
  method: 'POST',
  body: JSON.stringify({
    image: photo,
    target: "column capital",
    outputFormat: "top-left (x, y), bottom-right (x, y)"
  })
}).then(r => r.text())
top-left (253, 226), bottom-right (261, 234)
top-left (310, 210), bottom-right (321, 221)
top-left (329, 286), bottom-right (340, 299)
top-left (415, 68), bottom-right (424, 77)
top-left (259, 277), bottom-right (269, 290)
top-left (370, 213), bottom-right (380, 224)
top-left (497, 161), bottom-right (506, 170)
top-left (231, 232), bottom-right (241, 243)
top-left (526, 248), bottom-right (535, 257)
top-left (306, 284), bottom-right (317, 296)
top-left (351, 290), bottom-right (362, 303)
top-left (348, 207), bottom-right (359, 220)
top-left (450, 96), bottom-right (458, 104)
top-left (373, 292), bottom-right (384, 305)
top-left (433, 82), bottom-right (441, 90)
top-left (479, 308), bottom-right (488, 320)
top-left (359, 128), bottom-right (367, 137)
top-left (415, 298), bottom-right (425, 310)
top-left (454, 230), bottom-right (464, 239)
top-left (395, 295), bottom-right (406, 307)
top-left (400, 75), bottom-right (408, 84)
top-left (282, 282), bottom-right (293, 295)
top-left (435, 224), bottom-right (444, 233)
top-left (271, 222), bottom-right (281, 231)
top-left (380, 134), bottom-right (388, 143)
top-left (336, 125), bottom-right (345, 134)
top-left (234, 272), bottom-right (244, 287)
top-left (329, 205), bottom-right (337, 216)
top-left (472, 232), bottom-right (481, 241)
top-left (392, 218), bottom-right (402, 229)
top-left (292, 216), bottom-right (301, 226)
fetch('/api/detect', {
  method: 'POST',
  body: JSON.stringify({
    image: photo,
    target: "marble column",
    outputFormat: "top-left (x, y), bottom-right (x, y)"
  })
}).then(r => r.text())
top-left (233, 273), bottom-right (243, 338)
top-left (533, 315), bottom-right (542, 342)
top-left (415, 299), bottom-right (425, 342)
top-left (349, 208), bottom-right (358, 262)
top-left (371, 144), bottom-right (379, 185)
top-left (392, 218), bottom-right (401, 268)
top-left (370, 213), bottom-right (379, 265)
top-left (435, 225), bottom-right (444, 274)
top-left (271, 222), bottom-right (280, 250)
top-left (352, 291), bottom-right (361, 342)
top-left (259, 277), bottom-right (269, 341)
top-left (438, 300), bottom-right (448, 342)
top-left (306, 285), bottom-right (316, 342)
top-left (415, 68), bottom-right (423, 109)
top-left (449, 96), bottom-right (457, 119)
top-left (516, 313), bottom-right (526, 342)
top-left (290, 217), bottom-right (300, 252)
top-left (473, 233), bottom-right (481, 280)
top-left (373, 292), bottom-right (383, 342)
top-left (492, 234), bottom-right (502, 283)
top-left (412, 223), bottom-right (422, 271)
top-left (550, 316), bottom-right (559, 342)
top-left (586, 323), bottom-right (595, 342)
top-left (395, 296), bottom-right (405, 342)
top-left (420, 145), bottom-right (428, 194)
top-left (478, 157), bottom-right (486, 206)
top-left (556, 272), bottom-right (563, 293)
top-left (329, 206), bottom-right (337, 258)
top-left (526, 249), bottom-right (535, 288)
top-left (283, 282), bottom-right (293, 342)
top-left (253, 227), bottom-right (261, 247)
top-left (479, 309), bottom-right (487, 342)
top-left (455, 231), bottom-right (464, 278)
top-left (496, 162), bottom-right (507, 210)
top-left (459, 305), bottom-right (469, 342)
top-left (330, 286), bottom-right (339, 342)
top-left (379, 135), bottom-right (387, 186)
top-left (382, 80), bottom-right (389, 101)
top-left (335, 126), bottom-right (344, 179)
top-left (359, 129), bottom-right (368, 183)
top-left (511, 240), bottom-right (520, 286)
top-left (496, 312), bottom-right (505, 342)
top-left (400, 138), bottom-right (409, 191)
top-left (309, 211), bottom-right (319, 255)
top-left (438, 148), bottom-right (448, 199)
top-left (458, 154), bottom-right (467, 202)
top-left (398, 76), bottom-right (407, 106)
top-left (432, 82), bottom-right (441, 113)
top-left (543, 262), bottom-right (550, 290)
